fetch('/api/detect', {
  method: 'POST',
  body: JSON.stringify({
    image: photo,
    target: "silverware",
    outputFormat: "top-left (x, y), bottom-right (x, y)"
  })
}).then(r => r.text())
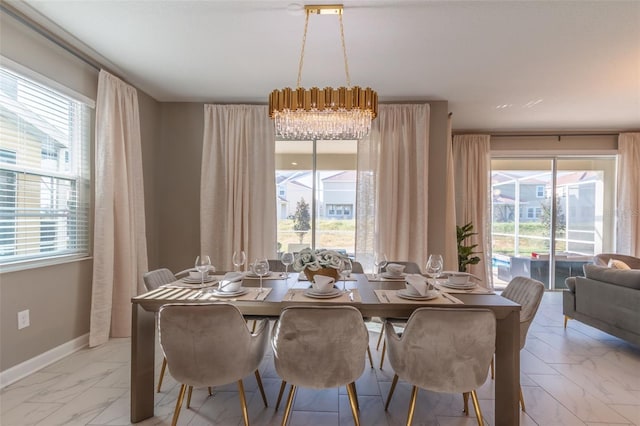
top-left (348, 291), bottom-right (354, 302)
top-left (288, 290), bottom-right (295, 301)
top-left (440, 292), bottom-right (455, 303)
top-left (382, 292), bottom-right (391, 303)
top-left (253, 291), bottom-right (261, 300)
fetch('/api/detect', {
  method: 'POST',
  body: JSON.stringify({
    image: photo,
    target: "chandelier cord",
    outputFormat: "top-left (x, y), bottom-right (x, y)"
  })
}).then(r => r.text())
top-left (296, 10), bottom-right (310, 89)
top-left (339, 12), bottom-right (351, 88)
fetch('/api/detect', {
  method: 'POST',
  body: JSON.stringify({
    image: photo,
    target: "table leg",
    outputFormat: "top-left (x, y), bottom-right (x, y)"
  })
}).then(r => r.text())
top-left (495, 309), bottom-right (520, 426)
top-left (131, 303), bottom-right (156, 422)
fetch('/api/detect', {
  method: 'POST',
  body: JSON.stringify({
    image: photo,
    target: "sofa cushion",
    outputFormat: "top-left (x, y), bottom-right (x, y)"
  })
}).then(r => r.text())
top-left (565, 276), bottom-right (576, 293)
top-left (608, 259), bottom-right (631, 270)
top-left (583, 264), bottom-right (640, 290)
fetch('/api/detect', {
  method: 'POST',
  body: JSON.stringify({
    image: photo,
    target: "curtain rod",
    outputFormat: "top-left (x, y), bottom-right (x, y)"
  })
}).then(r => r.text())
top-left (454, 131), bottom-right (621, 138)
top-left (1, 2), bottom-right (102, 72)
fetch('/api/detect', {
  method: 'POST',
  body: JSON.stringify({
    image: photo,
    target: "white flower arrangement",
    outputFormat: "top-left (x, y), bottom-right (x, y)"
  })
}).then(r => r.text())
top-left (292, 248), bottom-right (347, 271)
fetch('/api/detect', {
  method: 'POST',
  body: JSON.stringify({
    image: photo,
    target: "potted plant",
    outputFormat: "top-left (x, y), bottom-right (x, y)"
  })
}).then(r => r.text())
top-left (457, 222), bottom-right (481, 272)
top-left (292, 247), bottom-right (347, 282)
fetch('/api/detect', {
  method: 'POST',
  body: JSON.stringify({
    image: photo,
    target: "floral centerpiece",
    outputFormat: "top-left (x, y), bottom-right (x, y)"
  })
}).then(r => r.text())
top-left (293, 248), bottom-right (347, 282)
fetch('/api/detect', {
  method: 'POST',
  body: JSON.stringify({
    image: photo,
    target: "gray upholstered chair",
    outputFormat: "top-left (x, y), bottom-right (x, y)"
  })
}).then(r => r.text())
top-left (494, 276), bottom-right (545, 412)
top-left (381, 260), bottom-right (421, 274)
top-left (142, 268), bottom-right (177, 392)
top-left (159, 303), bottom-right (269, 426)
top-left (384, 308), bottom-right (496, 426)
top-left (271, 306), bottom-right (369, 426)
top-left (351, 260), bottom-right (364, 273)
top-left (375, 260), bottom-right (421, 359)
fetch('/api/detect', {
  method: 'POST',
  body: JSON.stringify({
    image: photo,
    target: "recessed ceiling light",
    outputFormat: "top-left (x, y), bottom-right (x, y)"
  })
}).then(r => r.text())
top-left (291, 162), bottom-right (298, 166)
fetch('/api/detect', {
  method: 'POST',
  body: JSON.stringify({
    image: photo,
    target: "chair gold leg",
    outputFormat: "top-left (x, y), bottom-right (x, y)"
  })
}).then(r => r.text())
top-left (462, 392), bottom-right (469, 415)
top-left (379, 340), bottom-right (386, 369)
top-left (238, 380), bottom-right (250, 426)
top-left (255, 370), bottom-right (268, 407)
top-left (350, 382), bottom-right (359, 411)
top-left (490, 357), bottom-right (494, 380)
top-left (564, 315), bottom-right (569, 329)
top-left (470, 390), bottom-right (484, 426)
top-left (251, 320), bottom-right (257, 333)
top-left (385, 374), bottom-right (399, 411)
top-left (281, 384), bottom-right (297, 426)
top-left (519, 385), bottom-right (526, 411)
top-left (366, 346), bottom-right (374, 368)
top-left (186, 385), bottom-right (193, 408)
top-left (346, 382), bottom-right (361, 426)
top-left (275, 380), bottom-right (287, 411)
top-left (171, 384), bottom-right (186, 426)
top-left (406, 385), bottom-right (419, 426)
top-left (376, 328), bottom-right (384, 350)
top-left (208, 387), bottom-right (212, 396)
top-left (157, 357), bottom-right (167, 392)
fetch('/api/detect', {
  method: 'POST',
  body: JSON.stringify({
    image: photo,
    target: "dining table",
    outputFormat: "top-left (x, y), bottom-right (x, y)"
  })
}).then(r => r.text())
top-left (130, 273), bottom-right (521, 425)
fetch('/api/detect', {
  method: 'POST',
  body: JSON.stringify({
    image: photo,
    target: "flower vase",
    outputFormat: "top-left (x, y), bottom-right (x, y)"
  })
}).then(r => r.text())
top-left (305, 267), bottom-right (340, 283)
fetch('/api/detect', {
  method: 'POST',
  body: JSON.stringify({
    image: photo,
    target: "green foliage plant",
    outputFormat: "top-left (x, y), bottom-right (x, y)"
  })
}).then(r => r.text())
top-left (457, 222), bottom-right (481, 272)
top-left (293, 197), bottom-right (311, 243)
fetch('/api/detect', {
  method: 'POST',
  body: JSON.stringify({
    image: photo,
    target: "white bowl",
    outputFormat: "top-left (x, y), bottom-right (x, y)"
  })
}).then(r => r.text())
top-left (448, 273), bottom-right (470, 285)
top-left (386, 263), bottom-right (406, 275)
top-left (312, 275), bottom-right (335, 293)
top-left (189, 270), bottom-right (208, 280)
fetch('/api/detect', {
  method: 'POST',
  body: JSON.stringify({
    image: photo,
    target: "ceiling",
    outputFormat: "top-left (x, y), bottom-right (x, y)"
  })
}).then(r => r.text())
top-left (11, 0), bottom-right (640, 132)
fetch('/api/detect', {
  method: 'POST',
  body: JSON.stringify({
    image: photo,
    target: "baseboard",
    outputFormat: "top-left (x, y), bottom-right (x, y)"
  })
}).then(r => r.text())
top-left (0, 333), bottom-right (89, 389)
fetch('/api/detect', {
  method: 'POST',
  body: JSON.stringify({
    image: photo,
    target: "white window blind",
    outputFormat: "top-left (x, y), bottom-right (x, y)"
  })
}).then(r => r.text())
top-left (0, 66), bottom-right (90, 264)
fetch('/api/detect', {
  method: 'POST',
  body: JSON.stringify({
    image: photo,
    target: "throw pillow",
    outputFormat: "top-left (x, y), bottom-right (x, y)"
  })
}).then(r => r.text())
top-left (608, 259), bottom-right (631, 270)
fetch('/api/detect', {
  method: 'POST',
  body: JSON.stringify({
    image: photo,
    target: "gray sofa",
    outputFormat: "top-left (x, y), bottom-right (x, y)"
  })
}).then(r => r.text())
top-left (563, 254), bottom-right (640, 346)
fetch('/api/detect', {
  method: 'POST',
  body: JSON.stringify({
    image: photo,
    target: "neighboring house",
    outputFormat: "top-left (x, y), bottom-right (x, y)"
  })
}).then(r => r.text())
top-left (321, 171), bottom-right (356, 220)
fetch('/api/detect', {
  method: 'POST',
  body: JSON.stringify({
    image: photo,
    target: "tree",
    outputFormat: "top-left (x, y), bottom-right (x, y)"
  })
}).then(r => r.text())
top-left (293, 197), bottom-right (311, 243)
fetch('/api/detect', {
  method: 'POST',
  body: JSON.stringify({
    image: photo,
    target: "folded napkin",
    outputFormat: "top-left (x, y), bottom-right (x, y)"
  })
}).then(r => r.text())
top-left (405, 274), bottom-right (429, 296)
top-left (222, 272), bottom-right (243, 282)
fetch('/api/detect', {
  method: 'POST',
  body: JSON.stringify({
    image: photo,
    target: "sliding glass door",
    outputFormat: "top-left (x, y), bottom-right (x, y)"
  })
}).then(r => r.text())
top-left (491, 156), bottom-right (616, 289)
top-left (275, 139), bottom-right (357, 257)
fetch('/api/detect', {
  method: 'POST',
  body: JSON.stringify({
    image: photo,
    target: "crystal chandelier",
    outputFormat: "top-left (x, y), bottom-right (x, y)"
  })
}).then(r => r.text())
top-left (268, 4), bottom-right (378, 140)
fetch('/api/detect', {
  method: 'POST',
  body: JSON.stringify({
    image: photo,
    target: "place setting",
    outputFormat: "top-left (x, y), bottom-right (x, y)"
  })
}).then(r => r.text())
top-left (285, 274), bottom-right (361, 302)
top-left (193, 271), bottom-right (272, 301)
top-left (437, 271), bottom-right (495, 294)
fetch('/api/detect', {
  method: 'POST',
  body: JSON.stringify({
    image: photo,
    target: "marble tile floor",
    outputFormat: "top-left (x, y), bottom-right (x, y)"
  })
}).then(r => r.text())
top-left (2, 291), bottom-right (639, 425)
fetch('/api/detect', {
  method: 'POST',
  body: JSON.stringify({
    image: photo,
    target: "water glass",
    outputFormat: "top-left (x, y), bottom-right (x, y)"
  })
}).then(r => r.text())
top-left (340, 258), bottom-right (353, 292)
top-left (232, 250), bottom-right (246, 272)
top-left (281, 252), bottom-right (294, 278)
top-left (425, 254), bottom-right (443, 289)
top-left (195, 255), bottom-right (211, 286)
top-left (253, 258), bottom-right (270, 293)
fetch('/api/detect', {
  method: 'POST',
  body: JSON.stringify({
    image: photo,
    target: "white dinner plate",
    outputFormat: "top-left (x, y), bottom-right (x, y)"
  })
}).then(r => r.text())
top-left (396, 290), bottom-right (438, 301)
top-left (381, 272), bottom-right (406, 280)
top-left (303, 288), bottom-right (343, 299)
top-left (181, 276), bottom-right (216, 284)
top-left (211, 287), bottom-right (249, 297)
top-left (440, 281), bottom-right (476, 290)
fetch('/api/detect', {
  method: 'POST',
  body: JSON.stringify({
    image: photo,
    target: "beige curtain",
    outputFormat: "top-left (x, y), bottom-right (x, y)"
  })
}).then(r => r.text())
top-left (201, 105), bottom-right (277, 270)
top-left (452, 134), bottom-right (492, 289)
top-left (617, 132), bottom-right (640, 257)
top-left (355, 104), bottom-right (430, 271)
top-left (443, 113), bottom-right (458, 271)
top-left (90, 70), bottom-right (148, 346)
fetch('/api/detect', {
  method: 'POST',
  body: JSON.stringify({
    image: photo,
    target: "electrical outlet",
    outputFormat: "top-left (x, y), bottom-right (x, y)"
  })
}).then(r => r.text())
top-left (18, 310), bottom-right (30, 330)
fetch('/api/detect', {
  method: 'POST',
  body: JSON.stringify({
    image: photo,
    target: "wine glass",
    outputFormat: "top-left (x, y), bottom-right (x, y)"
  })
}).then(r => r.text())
top-left (195, 255), bottom-right (211, 287)
top-left (373, 253), bottom-right (388, 279)
top-left (425, 254), bottom-right (444, 290)
top-left (340, 258), bottom-right (353, 292)
top-left (232, 250), bottom-right (246, 272)
top-left (281, 252), bottom-right (294, 279)
top-left (253, 258), bottom-right (270, 293)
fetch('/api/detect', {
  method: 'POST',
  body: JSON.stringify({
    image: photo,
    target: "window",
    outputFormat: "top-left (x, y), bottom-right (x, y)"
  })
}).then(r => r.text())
top-left (536, 185), bottom-right (545, 198)
top-left (0, 66), bottom-right (91, 264)
top-left (275, 140), bottom-right (357, 255)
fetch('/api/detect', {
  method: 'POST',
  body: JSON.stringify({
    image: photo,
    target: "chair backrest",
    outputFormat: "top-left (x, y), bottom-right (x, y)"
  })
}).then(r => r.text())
top-left (143, 268), bottom-right (177, 291)
top-left (268, 259), bottom-right (286, 272)
top-left (382, 261), bottom-right (421, 274)
top-left (159, 303), bottom-right (268, 388)
top-left (385, 307), bottom-right (495, 393)
top-left (501, 276), bottom-right (545, 349)
top-left (351, 261), bottom-right (364, 273)
top-left (271, 306), bottom-right (368, 389)
top-left (594, 253), bottom-right (640, 269)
